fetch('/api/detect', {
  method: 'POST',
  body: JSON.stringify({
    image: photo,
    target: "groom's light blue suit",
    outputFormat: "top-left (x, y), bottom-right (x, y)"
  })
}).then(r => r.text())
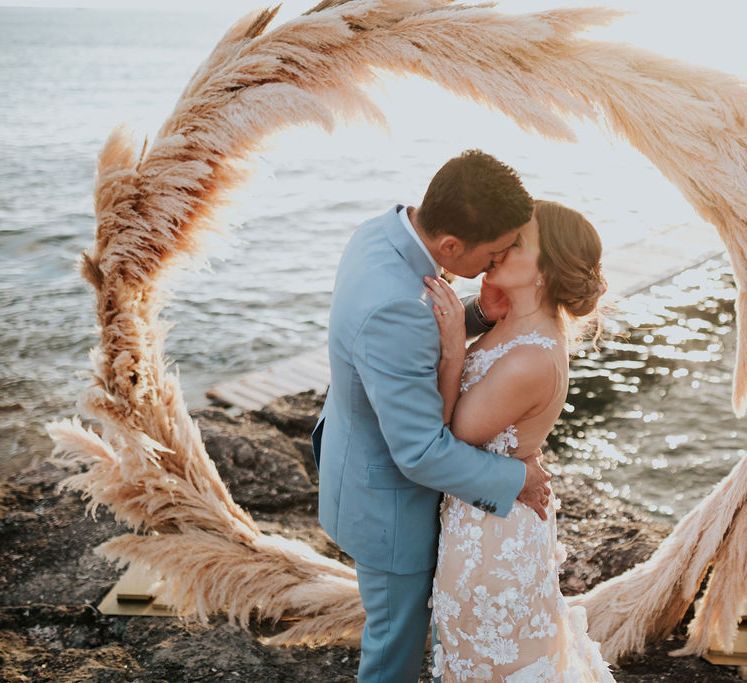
top-left (312, 205), bottom-right (527, 682)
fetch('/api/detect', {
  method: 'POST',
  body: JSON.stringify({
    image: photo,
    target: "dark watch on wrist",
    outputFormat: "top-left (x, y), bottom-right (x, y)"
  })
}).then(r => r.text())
top-left (473, 296), bottom-right (493, 326)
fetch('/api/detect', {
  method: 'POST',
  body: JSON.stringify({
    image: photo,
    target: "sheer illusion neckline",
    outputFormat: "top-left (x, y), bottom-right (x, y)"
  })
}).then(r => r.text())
top-left (465, 329), bottom-right (558, 361)
top-left (461, 330), bottom-right (558, 394)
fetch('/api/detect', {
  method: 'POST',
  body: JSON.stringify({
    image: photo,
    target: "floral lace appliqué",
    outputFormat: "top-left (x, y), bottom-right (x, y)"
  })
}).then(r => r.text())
top-left (484, 424), bottom-right (519, 457)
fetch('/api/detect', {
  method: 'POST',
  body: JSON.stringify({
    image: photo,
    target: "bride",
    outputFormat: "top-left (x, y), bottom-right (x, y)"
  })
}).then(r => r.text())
top-left (425, 200), bottom-right (615, 682)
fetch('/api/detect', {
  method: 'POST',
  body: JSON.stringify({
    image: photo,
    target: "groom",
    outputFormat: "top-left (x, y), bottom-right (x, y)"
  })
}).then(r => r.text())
top-left (311, 150), bottom-right (552, 682)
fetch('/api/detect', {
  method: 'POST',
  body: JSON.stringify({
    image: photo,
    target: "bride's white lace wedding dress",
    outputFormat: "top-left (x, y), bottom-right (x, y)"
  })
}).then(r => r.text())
top-left (430, 331), bottom-right (615, 682)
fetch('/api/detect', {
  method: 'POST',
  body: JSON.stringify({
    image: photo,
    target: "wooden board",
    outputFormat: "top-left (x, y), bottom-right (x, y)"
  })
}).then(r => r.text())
top-left (207, 346), bottom-right (330, 410)
top-left (703, 650), bottom-right (747, 666)
top-left (97, 564), bottom-right (174, 617)
top-left (703, 620), bottom-right (747, 677)
top-left (604, 223), bottom-right (724, 298)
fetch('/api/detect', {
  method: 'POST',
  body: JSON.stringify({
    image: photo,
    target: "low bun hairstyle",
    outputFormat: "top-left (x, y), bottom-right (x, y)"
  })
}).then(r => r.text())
top-left (534, 200), bottom-right (606, 333)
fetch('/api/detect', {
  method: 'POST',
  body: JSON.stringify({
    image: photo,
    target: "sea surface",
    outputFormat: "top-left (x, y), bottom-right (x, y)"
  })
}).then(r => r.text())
top-left (1, 6), bottom-right (744, 521)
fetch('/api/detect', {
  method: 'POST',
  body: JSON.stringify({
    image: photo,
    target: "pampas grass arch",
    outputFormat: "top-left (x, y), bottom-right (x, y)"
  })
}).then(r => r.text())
top-left (44, 0), bottom-right (747, 665)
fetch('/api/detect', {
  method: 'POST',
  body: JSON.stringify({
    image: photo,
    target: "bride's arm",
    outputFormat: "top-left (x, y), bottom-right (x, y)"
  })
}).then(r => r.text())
top-left (437, 347), bottom-right (464, 426)
top-left (425, 276), bottom-right (466, 424)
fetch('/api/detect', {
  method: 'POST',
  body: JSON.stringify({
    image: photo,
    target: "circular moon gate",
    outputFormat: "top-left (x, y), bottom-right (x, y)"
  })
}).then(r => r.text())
top-left (45, 0), bottom-right (747, 663)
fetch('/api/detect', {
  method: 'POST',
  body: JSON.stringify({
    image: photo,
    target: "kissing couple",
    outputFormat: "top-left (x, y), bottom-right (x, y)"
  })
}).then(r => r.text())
top-left (311, 150), bottom-right (615, 682)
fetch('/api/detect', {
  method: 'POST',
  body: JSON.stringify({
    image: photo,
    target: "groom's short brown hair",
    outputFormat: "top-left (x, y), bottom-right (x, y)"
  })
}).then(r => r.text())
top-left (418, 150), bottom-right (533, 245)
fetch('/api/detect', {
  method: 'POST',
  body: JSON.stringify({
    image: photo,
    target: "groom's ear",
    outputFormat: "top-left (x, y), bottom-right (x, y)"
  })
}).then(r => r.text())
top-left (434, 234), bottom-right (466, 258)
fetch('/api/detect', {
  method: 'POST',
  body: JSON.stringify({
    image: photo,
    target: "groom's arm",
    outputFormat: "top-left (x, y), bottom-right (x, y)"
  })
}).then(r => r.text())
top-left (462, 278), bottom-right (509, 337)
top-left (462, 295), bottom-right (494, 339)
top-left (353, 296), bottom-right (526, 516)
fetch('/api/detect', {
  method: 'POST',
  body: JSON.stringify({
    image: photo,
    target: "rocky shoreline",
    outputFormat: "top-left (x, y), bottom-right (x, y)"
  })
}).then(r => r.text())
top-left (0, 391), bottom-right (743, 682)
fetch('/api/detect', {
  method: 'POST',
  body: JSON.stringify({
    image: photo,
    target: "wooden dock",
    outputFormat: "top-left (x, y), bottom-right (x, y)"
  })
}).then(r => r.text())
top-left (206, 345), bottom-right (330, 410)
top-left (603, 222), bottom-right (724, 298)
top-left (206, 223), bottom-right (725, 411)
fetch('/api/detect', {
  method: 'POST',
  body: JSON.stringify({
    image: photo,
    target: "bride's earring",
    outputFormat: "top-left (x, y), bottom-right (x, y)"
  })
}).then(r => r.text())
top-left (536, 278), bottom-right (543, 287)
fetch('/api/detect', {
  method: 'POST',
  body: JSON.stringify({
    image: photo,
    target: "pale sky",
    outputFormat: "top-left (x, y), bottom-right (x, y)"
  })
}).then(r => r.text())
top-left (2, 1), bottom-right (745, 78)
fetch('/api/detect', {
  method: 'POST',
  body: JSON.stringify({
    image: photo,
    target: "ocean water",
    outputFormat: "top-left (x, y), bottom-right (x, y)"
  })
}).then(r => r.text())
top-left (0, 6), bottom-right (743, 521)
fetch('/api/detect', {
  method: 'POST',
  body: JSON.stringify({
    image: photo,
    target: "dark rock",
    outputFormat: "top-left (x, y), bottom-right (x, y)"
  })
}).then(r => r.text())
top-left (613, 635), bottom-right (746, 682)
top-left (197, 408), bottom-right (317, 513)
top-left (552, 474), bottom-right (671, 594)
top-left (250, 390), bottom-right (326, 440)
top-left (0, 392), bottom-right (743, 682)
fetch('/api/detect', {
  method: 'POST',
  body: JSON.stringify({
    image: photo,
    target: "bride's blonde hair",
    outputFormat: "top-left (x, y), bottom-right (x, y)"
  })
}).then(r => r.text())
top-left (534, 199), bottom-right (607, 345)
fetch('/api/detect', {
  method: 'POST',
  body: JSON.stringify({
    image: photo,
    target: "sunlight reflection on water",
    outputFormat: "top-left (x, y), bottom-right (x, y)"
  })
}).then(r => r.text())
top-left (548, 259), bottom-right (741, 519)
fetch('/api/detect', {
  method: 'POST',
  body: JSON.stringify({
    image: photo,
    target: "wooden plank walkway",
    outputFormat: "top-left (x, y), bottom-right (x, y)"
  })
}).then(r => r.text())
top-left (207, 346), bottom-right (330, 409)
top-left (206, 223), bottom-right (725, 410)
top-left (604, 223), bottom-right (724, 298)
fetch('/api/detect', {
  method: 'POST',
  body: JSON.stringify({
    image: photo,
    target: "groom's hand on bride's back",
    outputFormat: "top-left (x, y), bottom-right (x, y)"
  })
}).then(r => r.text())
top-left (517, 451), bottom-right (552, 521)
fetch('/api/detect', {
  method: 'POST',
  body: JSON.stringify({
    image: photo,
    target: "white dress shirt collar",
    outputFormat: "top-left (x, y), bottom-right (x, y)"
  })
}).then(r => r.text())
top-left (398, 205), bottom-right (439, 275)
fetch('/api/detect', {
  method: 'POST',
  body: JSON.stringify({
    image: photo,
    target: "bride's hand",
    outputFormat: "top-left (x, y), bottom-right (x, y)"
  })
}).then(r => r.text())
top-left (424, 276), bottom-right (466, 361)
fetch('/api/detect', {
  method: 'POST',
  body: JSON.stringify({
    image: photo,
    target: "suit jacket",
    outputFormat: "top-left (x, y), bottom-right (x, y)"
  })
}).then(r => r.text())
top-left (312, 205), bottom-right (526, 574)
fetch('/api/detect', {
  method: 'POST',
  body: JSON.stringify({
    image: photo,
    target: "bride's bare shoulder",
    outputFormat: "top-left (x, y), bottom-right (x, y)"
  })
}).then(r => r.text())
top-left (496, 343), bottom-right (558, 381)
top-left (480, 346), bottom-right (557, 399)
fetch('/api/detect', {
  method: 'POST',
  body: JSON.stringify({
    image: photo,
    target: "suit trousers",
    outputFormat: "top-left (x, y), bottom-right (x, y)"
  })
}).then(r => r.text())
top-left (355, 561), bottom-right (435, 683)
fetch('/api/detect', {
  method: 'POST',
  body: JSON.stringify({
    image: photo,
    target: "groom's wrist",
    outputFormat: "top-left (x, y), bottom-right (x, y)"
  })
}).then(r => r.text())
top-left (473, 296), bottom-right (496, 327)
